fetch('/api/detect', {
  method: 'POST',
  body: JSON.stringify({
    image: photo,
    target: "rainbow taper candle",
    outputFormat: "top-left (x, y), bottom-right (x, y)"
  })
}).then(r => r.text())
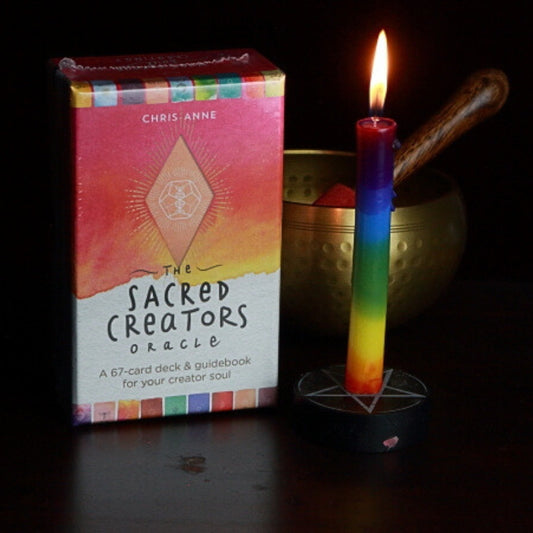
top-left (345, 30), bottom-right (396, 394)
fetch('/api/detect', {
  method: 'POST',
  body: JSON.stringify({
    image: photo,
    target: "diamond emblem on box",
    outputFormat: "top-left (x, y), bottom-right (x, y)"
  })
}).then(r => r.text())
top-left (146, 136), bottom-right (213, 265)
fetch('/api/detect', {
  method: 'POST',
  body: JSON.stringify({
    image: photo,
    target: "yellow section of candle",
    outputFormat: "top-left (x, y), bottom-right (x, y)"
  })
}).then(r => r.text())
top-left (346, 312), bottom-right (386, 393)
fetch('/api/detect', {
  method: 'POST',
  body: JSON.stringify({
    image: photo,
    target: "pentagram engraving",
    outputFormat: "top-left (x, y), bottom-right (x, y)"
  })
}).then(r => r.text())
top-left (297, 365), bottom-right (428, 415)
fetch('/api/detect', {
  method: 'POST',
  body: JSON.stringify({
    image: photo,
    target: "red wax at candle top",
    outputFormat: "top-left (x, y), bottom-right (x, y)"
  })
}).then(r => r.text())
top-left (356, 117), bottom-right (397, 195)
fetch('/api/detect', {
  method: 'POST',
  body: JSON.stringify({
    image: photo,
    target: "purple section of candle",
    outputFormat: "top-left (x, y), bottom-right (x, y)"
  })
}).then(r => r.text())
top-left (356, 118), bottom-right (396, 202)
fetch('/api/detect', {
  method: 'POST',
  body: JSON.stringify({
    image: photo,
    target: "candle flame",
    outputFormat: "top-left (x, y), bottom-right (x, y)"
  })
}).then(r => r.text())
top-left (369, 30), bottom-right (388, 116)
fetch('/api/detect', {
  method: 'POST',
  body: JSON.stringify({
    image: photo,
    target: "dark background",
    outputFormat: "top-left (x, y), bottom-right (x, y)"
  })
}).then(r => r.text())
top-left (5, 1), bottom-right (531, 395)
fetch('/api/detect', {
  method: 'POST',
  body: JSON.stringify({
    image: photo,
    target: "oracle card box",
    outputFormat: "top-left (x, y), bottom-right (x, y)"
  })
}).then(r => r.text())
top-left (50, 49), bottom-right (285, 425)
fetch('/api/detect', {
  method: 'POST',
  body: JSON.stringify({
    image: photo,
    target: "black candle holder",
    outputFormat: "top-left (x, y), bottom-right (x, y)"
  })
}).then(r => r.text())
top-left (292, 364), bottom-right (430, 453)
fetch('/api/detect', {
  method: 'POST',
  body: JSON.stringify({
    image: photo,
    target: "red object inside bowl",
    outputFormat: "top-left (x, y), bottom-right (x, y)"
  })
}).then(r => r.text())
top-left (313, 183), bottom-right (356, 207)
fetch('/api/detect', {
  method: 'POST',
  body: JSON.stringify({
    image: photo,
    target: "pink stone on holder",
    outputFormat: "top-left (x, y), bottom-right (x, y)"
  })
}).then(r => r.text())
top-left (383, 436), bottom-right (399, 449)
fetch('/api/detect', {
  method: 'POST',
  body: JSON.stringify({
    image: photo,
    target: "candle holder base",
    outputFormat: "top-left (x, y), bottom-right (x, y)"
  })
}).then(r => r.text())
top-left (291, 364), bottom-right (430, 453)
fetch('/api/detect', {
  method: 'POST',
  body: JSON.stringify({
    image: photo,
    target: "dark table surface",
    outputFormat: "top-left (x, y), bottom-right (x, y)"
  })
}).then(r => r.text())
top-left (2, 280), bottom-right (532, 532)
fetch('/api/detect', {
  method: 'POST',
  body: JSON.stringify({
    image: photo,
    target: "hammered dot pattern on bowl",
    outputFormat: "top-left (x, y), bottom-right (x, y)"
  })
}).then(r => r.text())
top-left (281, 150), bottom-right (467, 335)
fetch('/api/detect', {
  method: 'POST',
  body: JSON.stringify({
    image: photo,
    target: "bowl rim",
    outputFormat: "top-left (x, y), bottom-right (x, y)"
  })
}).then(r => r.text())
top-left (283, 149), bottom-right (461, 209)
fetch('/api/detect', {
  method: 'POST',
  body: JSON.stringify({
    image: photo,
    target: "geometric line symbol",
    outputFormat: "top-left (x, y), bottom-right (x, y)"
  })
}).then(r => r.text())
top-left (146, 136), bottom-right (213, 265)
top-left (159, 179), bottom-right (202, 220)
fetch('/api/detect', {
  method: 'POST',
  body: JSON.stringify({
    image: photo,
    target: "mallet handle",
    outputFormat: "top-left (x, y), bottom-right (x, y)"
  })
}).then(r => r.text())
top-left (393, 69), bottom-right (509, 187)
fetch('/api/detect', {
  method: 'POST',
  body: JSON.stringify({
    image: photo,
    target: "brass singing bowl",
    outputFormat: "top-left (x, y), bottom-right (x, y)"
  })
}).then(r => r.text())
top-left (281, 150), bottom-right (467, 336)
